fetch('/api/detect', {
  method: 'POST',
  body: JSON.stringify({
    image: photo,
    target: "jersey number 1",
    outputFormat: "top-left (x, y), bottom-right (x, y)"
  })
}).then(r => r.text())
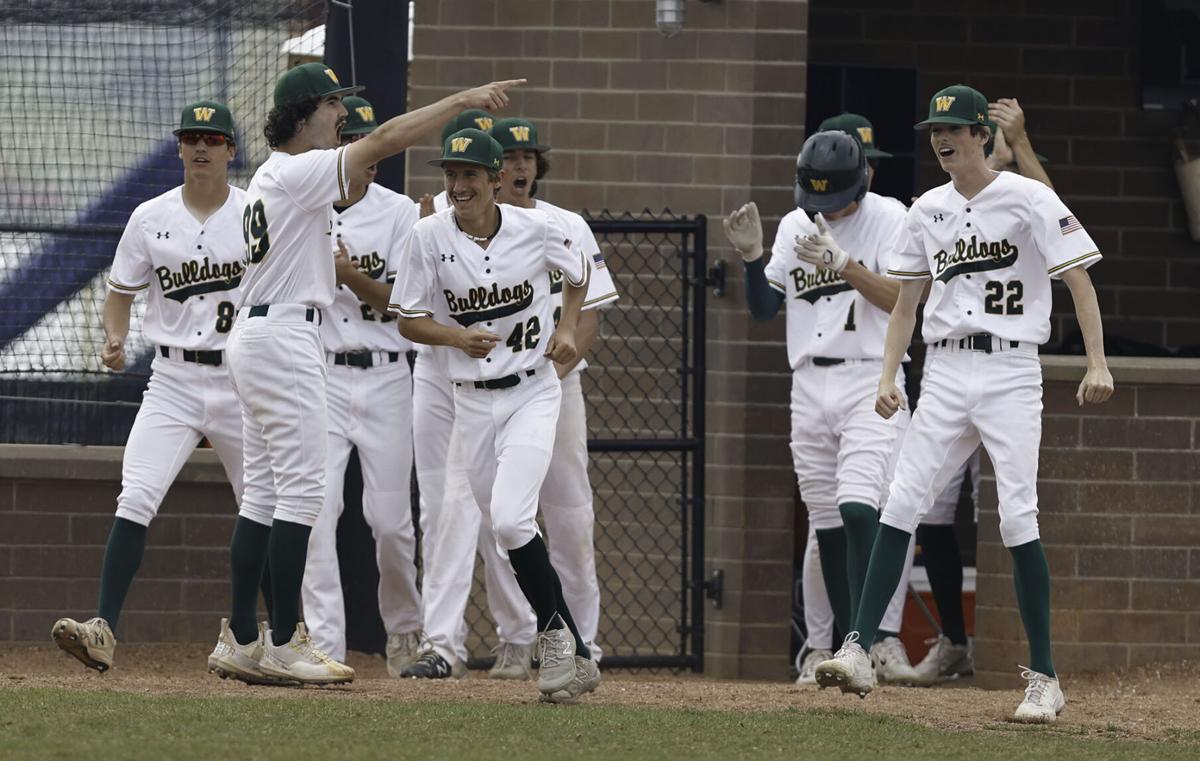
top-left (242, 200), bottom-right (270, 264)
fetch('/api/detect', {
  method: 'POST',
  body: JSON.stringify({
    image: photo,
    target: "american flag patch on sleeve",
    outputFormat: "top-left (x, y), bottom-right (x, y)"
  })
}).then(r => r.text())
top-left (592, 252), bottom-right (607, 270)
top-left (1059, 215), bottom-right (1081, 235)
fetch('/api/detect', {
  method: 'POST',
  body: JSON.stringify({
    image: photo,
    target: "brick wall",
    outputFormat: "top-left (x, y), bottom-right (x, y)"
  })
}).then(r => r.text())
top-left (407, 1), bottom-right (810, 679)
top-left (973, 357), bottom-right (1200, 687)
top-left (810, 0), bottom-right (1200, 352)
top-left (0, 447), bottom-right (240, 644)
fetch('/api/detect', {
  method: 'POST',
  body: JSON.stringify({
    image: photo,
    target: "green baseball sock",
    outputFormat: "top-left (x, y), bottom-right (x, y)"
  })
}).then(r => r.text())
top-left (268, 520), bottom-right (313, 647)
top-left (916, 524), bottom-right (968, 645)
top-left (508, 535), bottom-right (590, 660)
top-left (813, 527), bottom-right (853, 637)
top-left (851, 524), bottom-right (913, 646)
top-left (228, 517), bottom-right (271, 645)
top-left (1009, 539), bottom-right (1055, 678)
top-left (839, 502), bottom-right (880, 621)
top-left (96, 517), bottom-right (148, 632)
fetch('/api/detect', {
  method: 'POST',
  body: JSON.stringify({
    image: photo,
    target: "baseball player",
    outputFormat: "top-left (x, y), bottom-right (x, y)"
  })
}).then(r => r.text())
top-left (398, 108), bottom-right (537, 683)
top-left (207, 62), bottom-right (522, 687)
top-left (390, 129), bottom-right (599, 702)
top-left (297, 97), bottom-right (423, 676)
top-left (490, 117), bottom-right (619, 663)
top-left (788, 114), bottom-right (919, 686)
top-left (913, 98), bottom-right (1055, 686)
top-left (725, 129), bottom-right (919, 687)
top-left (816, 85), bottom-right (1113, 724)
top-left (51, 101), bottom-right (248, 672)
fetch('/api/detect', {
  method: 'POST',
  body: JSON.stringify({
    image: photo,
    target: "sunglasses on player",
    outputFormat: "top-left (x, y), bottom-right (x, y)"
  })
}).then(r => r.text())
top-left (179, 133), bottom-right (231, 146)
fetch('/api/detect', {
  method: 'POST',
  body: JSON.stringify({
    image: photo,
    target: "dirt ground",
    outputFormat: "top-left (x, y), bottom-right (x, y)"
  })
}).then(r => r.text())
top-left (3, 644), bottom-right (1199, 743)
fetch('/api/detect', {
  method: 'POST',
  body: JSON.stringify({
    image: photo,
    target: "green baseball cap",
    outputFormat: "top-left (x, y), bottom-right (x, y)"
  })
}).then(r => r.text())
top-left (818, 113), bottom-right (892, 159)
top-left (173, 100), bottom-right (236, 140)
top-left (915, 84), bottom-right (989, 130)
top-left (440, 109), bottom-right (496, 143)
top-left (490, 118), bottom-right (551, 153)
top-left (341, 96), bottom-right (378, 136)
top-left (272, 62), bottom-right (363, 107)
top-left (428, 128), bottom-right (503, 171)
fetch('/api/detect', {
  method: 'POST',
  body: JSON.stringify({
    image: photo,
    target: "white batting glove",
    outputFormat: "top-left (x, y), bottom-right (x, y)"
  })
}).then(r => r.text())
top-left (722, 202), bottom-right (764, 262)
top-left (794, 213), bottom-right (849, 273)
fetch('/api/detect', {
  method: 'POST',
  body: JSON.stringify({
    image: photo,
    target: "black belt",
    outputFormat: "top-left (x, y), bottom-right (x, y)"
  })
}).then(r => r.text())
top-left (934, 333), bottom-right (1018, 354)
top-left (457, 368), bottom-right (537, 390)
top-left (159, 346), bottom-right (223, 366)
top-left (334, 351), bottom-right (401, 368)
top-left (811, 357), bottom-right (845, 367)
top-left (247, 304), bottom-right (320, 323)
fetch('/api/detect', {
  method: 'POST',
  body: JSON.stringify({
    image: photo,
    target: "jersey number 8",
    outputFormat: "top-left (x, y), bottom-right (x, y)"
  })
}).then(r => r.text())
top-left (242, 200), bottom-right (271, 264)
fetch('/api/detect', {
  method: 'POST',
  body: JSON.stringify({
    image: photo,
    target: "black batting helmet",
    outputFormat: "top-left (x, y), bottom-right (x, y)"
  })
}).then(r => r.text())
top-left (793, 130), bottom-right (869, 214)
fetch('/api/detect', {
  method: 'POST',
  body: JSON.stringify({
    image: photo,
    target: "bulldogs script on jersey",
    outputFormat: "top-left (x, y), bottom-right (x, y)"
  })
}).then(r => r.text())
top-left (889, 171), bottom-right (1101, 345)
top-left (765, 192), bottom-right (908, 368)
top-left (238, 147), bottom-right (350, 310)
top-left (390, 204), bottom-right (587, 382)
top-left (108, 185), bottom-right (248, 349)
top-left (322, 184), bottom-right (419, 353)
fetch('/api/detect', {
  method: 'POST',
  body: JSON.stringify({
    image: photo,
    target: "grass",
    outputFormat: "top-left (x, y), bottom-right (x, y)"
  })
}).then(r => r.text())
top-left (1, 688), bottom-right (1196, 760)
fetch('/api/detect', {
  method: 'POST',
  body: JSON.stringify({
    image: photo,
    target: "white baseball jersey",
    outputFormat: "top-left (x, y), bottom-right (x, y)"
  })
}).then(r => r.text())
top-left (108, 185), bottom-right (248, 350)
top-left (536, 199), bottom-right (619, 378)
top-left (238, 147), bottom-right (350, 309)
top-left (889, 171), bottom-right (1101, 345)
top-left (433, 190), bottom-right (449, 212)
top-left (321, 184), bottom-right (419, 353)
top-left (389, 204), bottom-right (588, 382)
top-left (765, 192), bottom-right (907, 367)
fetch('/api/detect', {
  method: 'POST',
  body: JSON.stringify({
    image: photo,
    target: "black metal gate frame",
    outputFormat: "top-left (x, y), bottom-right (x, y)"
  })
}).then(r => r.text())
top-left (583, 214), bottom-right (708, 672)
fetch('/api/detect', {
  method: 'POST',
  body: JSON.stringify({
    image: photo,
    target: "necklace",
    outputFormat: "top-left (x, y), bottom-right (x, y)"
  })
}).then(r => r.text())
top-left (455, 208), bottom-right (502, 242)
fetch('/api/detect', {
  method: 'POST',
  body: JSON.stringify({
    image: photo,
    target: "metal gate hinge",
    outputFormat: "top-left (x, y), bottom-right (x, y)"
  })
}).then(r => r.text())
top-left (706, 259), bottom-right (727, 298)
top-left (703, 568), bottom-right (724, 609)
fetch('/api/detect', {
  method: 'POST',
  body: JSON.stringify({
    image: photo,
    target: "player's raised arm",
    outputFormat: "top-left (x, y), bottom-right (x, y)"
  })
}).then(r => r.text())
top-left (344, 80), bottom-right (526, 187)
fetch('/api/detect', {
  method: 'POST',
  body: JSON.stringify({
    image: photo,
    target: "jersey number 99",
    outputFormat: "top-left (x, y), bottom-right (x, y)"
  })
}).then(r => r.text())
top-left (242, 200), bottom-right (271, 264)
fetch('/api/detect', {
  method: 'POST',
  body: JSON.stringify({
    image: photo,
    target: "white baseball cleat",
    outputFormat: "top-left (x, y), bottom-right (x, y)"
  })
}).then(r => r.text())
top-left (208, 619), bottom-right (292, 686)
top-left (1012, 667), bottom-right (1065, 723)
top-left (385, 630), bottom-right (422, 678)
top-left (912, 635), bottom-right (974, 685)
top-left (259, 622), bottom-right (355, 686)
top-left (52, 616), bottom-right (115, 673)
top-left (535, 617), bottom-right (577, 695)
top-left (870, 636), bottom-right (920, 685)
top-left (488, 641), bottom-right (533, 680)
top-left (795, 647), bottom-right (832, 686)
top-left (540, 656), bottom-right (601, 703)
top-left (815, 632), bottom-right (876, 697)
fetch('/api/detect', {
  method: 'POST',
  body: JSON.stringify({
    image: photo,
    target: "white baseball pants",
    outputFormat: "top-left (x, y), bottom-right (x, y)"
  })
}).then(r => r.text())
top-left (453, 369), bottom-right (562, 552)
top-left (225, 305), bottom-right (328, 528)
top-left (789, 360), bottom-right (909, 529)
top-left (115, 355), bottom-right (243, 526)
top-left (302, 358), bottom-right (421, 662)
top-left (882, 345), bottom-right (1043, 548)
top-left (413, 353), bottom-right (534, 664)
top-left (923, 446), bottom-right (982, 526)
top-left (539, 370), bottom-right (603, 660)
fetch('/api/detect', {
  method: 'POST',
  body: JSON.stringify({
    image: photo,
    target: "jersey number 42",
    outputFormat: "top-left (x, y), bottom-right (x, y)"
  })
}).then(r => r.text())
top-left (242, 200), bottom-right (271, 264)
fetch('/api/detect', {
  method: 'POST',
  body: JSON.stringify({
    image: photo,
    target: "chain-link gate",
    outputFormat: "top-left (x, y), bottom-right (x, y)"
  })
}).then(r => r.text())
top-left (458, 210), bottom-right (710, 671)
